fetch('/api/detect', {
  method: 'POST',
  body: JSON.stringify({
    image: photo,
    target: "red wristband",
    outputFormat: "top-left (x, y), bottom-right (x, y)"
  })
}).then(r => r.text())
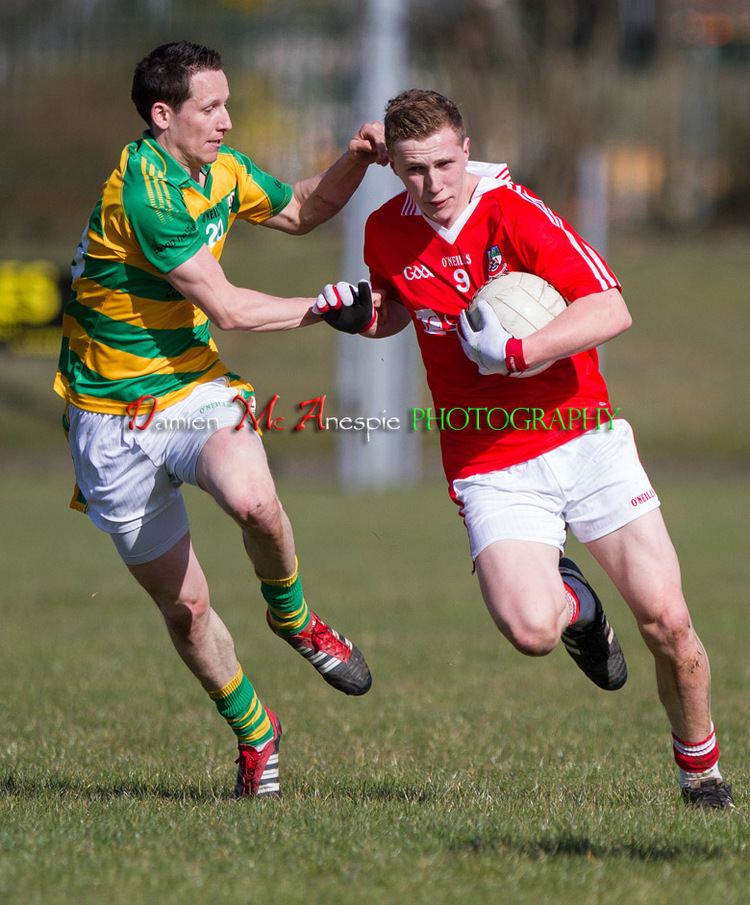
top-left (359, 308), bottom-right (378, 334)
top-left (505, 338), bottom-right (527, 374)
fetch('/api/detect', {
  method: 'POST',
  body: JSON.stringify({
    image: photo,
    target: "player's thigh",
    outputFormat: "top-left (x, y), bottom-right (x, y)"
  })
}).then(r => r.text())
top-left (452, 460), bottom-right (567, 561)
top-left (562, 420), bottom-right (660, 545)
top-left (476, 540), bottom-right (567, 649)
top-left (69, 405), bottom-right (199, 585)
top-left (453, 461), bottom-right (568, 649)
top-left (127, 529), bottom-right (209, 615)
top-left (195, 424), bottom-right (279, 520)
top-left (585, 508), bottom-right (684, 626)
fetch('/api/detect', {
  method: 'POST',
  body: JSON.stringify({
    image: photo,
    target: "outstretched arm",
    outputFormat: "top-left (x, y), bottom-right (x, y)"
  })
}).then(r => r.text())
top-left (263, 122), bottom-right (388, 235)
top-left (167, 245), bottom-right (319, 332)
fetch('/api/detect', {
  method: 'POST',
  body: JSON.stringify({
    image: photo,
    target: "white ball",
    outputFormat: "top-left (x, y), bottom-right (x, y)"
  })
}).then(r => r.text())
top-left (466, 271), bottom-right (567, 377)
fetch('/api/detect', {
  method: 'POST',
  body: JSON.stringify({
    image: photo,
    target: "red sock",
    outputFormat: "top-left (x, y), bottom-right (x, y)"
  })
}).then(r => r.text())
top-left (563, 583), bottom-right (579, 626)
top-left (672, 724), bottom-right (719, 773)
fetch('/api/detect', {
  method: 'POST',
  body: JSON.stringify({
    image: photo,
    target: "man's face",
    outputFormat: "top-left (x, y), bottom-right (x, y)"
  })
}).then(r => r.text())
top-left (390, 126), bottom-right (472, 228)
top-left (155, 69), bottom-right (232, 174)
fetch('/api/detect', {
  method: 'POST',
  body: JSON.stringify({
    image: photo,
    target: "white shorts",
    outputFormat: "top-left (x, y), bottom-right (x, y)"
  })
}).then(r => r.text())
top-left (67, 378), bottom-right (255, 564)
top-left (452, 419), bottom-right (660, 560)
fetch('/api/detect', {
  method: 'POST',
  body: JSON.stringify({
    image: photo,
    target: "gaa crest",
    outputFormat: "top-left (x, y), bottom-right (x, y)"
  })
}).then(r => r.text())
top-left (486, 244), bottom-right (507, 278)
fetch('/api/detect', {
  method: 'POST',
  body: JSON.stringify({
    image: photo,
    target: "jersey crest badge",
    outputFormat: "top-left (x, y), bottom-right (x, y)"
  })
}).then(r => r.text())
top-left (486, 245), bottom-right (507, 278)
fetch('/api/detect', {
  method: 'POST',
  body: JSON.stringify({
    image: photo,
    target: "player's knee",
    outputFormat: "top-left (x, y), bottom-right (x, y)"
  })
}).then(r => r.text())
top-left (160, 594), bottom-right (211, 639)
top-left (505, 619), bottom-right (560, 657)
top-left (232, 490), bottom-right (282, 537)
top-left (638, 598), bottom-right (693, 656)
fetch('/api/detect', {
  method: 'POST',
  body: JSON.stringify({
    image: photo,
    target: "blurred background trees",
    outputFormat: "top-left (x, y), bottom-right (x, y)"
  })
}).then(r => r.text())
top-left (1, 0), bottom-right (749, 249)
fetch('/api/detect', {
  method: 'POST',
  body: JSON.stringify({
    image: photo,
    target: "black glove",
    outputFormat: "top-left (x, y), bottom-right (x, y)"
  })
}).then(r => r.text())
top-left (313, 280), bottom-right (376, 334)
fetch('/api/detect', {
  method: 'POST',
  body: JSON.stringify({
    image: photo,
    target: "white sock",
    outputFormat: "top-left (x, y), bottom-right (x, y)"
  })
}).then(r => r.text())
top-left (679, 763), bottom-right (723, 789)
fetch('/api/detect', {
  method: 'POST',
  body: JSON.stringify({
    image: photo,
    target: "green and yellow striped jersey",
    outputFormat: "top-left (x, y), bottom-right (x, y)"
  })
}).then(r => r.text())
top-left (54, 131), bottom-right (293, 413)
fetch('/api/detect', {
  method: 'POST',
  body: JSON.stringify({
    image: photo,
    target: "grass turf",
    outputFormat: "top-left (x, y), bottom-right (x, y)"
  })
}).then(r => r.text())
top-left (2, 229), bottom-right (749, 901)
top-left (1, 470), bottom-right (749, 904)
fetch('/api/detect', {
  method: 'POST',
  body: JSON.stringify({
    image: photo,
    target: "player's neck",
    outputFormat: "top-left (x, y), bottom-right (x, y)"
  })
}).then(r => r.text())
top-left (151, 133), bottom-right (205, 184)
top-left (437, 173), bottom-right (480, 228)
top-left (465, 172), bottom-right (480, 206)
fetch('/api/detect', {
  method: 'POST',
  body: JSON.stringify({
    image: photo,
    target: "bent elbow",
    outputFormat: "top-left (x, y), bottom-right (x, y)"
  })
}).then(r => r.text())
top-left (608, 294), bottom-right (632, 337)
top-left (618, 308), bottom-right (633, 334)
top-left (294, 218), bottom-right (316, 236)
top-left (212, 309), bottom-right (239, 331)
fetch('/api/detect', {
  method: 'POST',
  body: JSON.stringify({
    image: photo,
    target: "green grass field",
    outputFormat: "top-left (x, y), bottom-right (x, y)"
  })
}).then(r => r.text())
top-left (1, 229), bottom-right (749, 902)
top-left (1, 472), bottom-right (749, 903)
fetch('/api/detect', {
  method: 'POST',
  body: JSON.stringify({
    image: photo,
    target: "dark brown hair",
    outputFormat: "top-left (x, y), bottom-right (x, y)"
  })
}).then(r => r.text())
top-left (131, 41), bottom-right (223, 126)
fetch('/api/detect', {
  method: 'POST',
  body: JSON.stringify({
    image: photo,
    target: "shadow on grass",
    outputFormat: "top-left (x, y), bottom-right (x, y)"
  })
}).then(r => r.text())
top-left (0, 773), bottom-right (227, 804)
top-left (449, 833), bottom-right (726, 862)
top-left (1, 774), bottom-right (446, 807)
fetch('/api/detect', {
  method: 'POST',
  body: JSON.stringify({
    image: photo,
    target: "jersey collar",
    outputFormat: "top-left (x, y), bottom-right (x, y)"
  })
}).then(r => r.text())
top-left (140, 130), bottom-right (214, 194)
top-left (421, 160), bottom-right (511, 245)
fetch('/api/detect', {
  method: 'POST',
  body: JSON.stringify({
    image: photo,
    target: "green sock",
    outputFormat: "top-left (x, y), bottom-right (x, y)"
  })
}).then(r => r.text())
top-left (209, 667), bottom-right (273, 749)
top-left (258, 557), bottom-right (310, 636)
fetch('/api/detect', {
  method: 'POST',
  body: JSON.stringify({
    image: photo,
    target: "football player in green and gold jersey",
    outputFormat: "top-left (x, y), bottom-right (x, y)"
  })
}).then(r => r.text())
top-left (54, 41), bottom-right (382, 798)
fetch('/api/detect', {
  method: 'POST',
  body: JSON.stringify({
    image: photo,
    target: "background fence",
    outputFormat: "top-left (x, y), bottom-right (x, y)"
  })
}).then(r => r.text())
top-left (1, 0), bottom-right (748, 475)
top-left (1, 0), bottom-right (749, 249)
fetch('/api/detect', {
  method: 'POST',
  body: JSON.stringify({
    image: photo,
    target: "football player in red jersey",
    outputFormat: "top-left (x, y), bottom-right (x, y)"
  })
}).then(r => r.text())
top-left (314, 90), bottom-right (732, 809)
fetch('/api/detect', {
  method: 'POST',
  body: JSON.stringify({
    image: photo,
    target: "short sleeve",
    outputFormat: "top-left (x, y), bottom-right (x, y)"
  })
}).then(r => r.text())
top-left (500, 184), bottom-right (621, 300)
top-left (228, 149), bottom-right (294, 223)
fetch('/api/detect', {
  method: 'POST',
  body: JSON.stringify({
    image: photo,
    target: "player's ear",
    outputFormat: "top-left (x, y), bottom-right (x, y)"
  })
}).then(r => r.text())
top-left (150, 101), bottom-right (170, 131)
top-left (463, 136), bottom-right (471, 161)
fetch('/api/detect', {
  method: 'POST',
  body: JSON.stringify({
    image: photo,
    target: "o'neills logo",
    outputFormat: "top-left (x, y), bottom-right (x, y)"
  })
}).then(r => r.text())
top-left (631, 489), bottom-right (656, 507)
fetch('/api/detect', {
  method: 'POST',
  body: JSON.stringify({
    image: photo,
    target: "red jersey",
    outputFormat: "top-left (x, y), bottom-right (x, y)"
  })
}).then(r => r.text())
top-left (364, 162), bottom-right (622, 484)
